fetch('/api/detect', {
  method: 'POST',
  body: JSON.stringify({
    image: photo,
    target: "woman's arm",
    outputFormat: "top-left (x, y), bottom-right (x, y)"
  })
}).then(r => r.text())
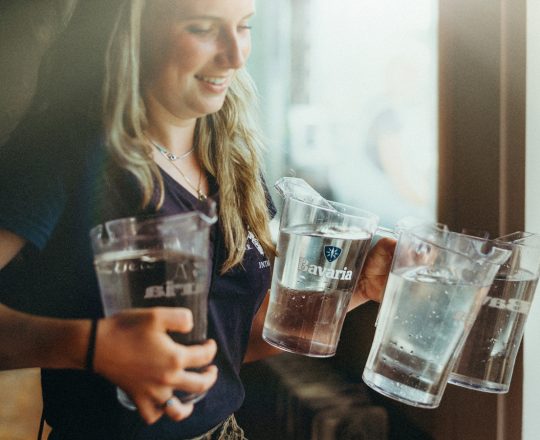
top-left (0, 303), bottom-right (89, 370)
top-left (0, 228), bottom-right (25, 269)
top-left (0, 228), bottom-right (218, 424)
top-left (0, 304), bottom-right (218, 423)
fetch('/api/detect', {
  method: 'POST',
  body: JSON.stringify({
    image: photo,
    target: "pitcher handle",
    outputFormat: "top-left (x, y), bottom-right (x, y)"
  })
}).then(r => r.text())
top-left (376, 226), bottom-right (398, 239)
top-left (369, 227), bottom-right (399, 328)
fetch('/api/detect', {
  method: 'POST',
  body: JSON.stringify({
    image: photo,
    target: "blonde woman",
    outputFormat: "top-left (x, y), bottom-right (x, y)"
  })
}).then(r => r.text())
top-left (0, 0), bottom-right (395, 438)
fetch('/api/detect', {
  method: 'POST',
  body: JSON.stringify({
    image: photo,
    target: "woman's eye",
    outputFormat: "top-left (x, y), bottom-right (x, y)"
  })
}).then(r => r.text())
top-left (187, 26), bottom-right (213, 35)
top-left (238, 24), bottom-right (252, 31)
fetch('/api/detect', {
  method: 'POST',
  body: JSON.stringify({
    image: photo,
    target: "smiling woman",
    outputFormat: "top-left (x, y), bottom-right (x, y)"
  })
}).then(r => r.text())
top-left (0, 1), bottom-right (396, 439)
top-left (0, 0), bottom-right (274, 438)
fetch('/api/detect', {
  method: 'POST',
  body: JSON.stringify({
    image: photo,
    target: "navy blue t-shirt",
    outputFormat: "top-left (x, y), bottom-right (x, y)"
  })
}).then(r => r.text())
top-left (0, 122), bottom-right (275, 439)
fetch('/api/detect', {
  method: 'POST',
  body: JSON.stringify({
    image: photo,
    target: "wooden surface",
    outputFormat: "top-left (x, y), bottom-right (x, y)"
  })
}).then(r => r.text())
top-left (0, 369), bottom-right (50, 440)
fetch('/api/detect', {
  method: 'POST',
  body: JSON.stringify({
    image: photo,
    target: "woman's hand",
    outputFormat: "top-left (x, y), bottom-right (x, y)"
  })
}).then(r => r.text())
top-left (348, 237), bottom-right (396, 311)
top-left (94, 307), bottom-right (218, 424)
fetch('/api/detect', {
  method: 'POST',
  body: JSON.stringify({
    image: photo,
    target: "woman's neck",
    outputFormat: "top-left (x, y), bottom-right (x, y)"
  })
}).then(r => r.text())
top-left (144, 95), bottom-right (197, 156)
top-left (145, 122), bottom-right (196, 157)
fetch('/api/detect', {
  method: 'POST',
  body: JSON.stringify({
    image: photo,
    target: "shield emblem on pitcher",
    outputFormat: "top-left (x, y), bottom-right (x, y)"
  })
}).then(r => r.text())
top-left (324, 246), bottom-right (342, 262)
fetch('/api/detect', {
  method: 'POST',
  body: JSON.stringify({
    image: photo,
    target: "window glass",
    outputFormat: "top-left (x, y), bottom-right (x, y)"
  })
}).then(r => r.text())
top-left (249, 0), bottom-right (438, 228)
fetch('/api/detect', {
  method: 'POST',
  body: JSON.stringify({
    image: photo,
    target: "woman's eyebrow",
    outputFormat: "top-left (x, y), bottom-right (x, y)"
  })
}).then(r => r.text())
top-left (183, 12), bottom-right (255, 21)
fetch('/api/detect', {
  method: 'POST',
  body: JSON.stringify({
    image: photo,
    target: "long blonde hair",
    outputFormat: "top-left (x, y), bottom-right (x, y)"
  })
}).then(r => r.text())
top-left (102, 0), bottom-right (276, 272)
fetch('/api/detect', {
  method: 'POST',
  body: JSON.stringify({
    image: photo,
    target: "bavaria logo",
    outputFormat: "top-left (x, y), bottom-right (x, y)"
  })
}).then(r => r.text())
top-left (324, 245), bottom-right (342, 262)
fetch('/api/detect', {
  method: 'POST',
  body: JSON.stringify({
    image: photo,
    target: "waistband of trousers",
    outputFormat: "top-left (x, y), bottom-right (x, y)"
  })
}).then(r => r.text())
top-left (185, 414), bottom-right (242, 440)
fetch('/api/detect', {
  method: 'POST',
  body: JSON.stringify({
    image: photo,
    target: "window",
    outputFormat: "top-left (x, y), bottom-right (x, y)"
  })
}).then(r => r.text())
top-left (524, 1), bottom-right (540, 437)
top-left (249, 0), bottom-right (438, 228)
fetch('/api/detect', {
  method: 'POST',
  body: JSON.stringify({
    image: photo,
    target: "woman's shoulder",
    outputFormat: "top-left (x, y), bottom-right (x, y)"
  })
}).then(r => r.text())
top-left (0, 114), bottom-right (107, 250)
top-left (2, 113), bottom-right (105, 164)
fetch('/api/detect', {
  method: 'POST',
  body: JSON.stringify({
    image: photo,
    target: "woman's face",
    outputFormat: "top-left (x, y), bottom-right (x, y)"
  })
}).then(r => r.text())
top-left (143, 0), bottom-right (254, 122)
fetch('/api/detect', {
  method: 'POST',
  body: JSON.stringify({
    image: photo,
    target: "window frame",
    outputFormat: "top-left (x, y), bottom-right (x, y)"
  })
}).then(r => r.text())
top-left (407, 1), bottom-right (527, 438)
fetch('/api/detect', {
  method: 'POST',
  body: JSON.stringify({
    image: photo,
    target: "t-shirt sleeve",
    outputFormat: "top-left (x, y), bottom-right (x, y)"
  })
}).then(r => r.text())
top-left (0, 135), bottom-right (68, 251)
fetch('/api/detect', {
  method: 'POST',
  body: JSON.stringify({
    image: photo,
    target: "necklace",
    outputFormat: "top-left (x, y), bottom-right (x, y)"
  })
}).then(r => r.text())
top-left (150, 139), bottom-right (207, 201)
top-left (148, 138), bottom-right (195, 161)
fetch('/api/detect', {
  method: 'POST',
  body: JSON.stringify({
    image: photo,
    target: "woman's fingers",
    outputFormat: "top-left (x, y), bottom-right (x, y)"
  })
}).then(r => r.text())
top-left (111, 307), bottom-right (194, 335)
top-left (95, 308), bottom-right (219, 424)
top-left (134, 393), bottom-right (194, 425)
top-left (364, 238), bottom-right (395, 289)
top-left (134, 378), bottom-right (200, 424)
top-left (177, 339), bottom-right (217, 370)
top-left (136, 397), bottom-right (167, 425)
top-left (161, 396), bottom-right (194, 422)
top-left (169, 364), bottom-right (218, 394)
top-left (349, 237), bottom-right (396, 310)
top-left (153, 307), bottom-right (194, 333)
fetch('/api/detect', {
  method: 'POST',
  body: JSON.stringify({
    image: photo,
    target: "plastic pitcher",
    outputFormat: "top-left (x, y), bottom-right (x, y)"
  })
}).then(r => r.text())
top-left (90, 203), bottom-right (217, 409)
top-left (362, 223), bottom-right (511, 408)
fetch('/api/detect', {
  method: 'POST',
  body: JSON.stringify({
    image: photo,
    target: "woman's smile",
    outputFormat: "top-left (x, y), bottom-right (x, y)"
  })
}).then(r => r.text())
top-left (143, 0), bottom-right (253, 121)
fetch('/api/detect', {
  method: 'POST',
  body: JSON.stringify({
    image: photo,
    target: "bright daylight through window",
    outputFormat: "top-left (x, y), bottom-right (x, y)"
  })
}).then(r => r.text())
top-left (250, 0), bottom-right (438, 228)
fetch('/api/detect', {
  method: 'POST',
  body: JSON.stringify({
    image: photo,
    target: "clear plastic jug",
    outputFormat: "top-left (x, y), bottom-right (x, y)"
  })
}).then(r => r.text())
top-left (362, 223), bottom-right (511, 408)
top-left (449, 231), bottom-right (540, 393)
top-left (90, 203), bottom-right (217, 409)
top-left (262, 194), bottom-right (380, 357)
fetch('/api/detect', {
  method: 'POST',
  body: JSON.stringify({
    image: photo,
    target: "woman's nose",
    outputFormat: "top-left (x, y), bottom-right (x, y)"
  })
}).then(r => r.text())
top-left (216, 29), bottom-right (249, 69)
